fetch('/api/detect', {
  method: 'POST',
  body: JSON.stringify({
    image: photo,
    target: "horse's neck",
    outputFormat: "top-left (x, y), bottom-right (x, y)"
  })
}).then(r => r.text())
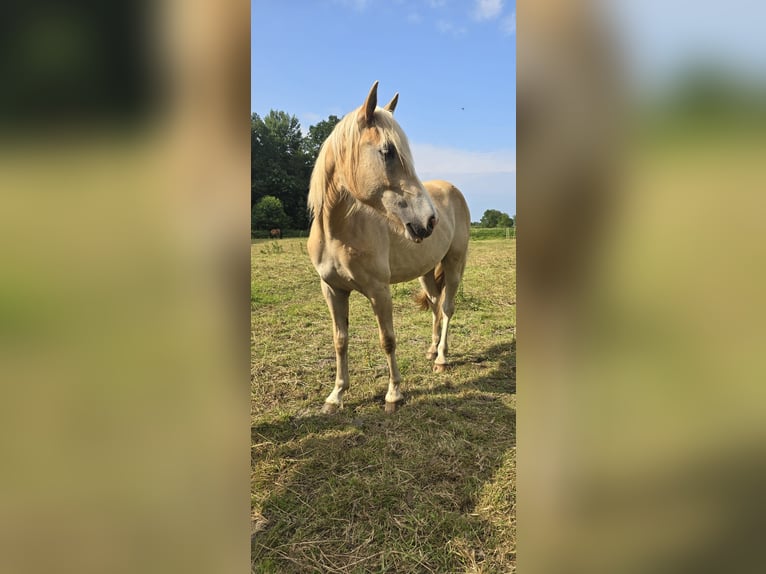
top-left (319, 194), bottom-right (384, 248)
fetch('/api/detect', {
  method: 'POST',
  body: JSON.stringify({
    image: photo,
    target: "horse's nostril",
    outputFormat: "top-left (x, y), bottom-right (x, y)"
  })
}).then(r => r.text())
top-left (427, 216), bottom-right (436, 232)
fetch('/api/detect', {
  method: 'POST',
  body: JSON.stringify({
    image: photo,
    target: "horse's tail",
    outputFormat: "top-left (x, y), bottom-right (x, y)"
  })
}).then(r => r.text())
top-left (415, 262), bottom-right (445, 311)
top-left (415, 290), bottom-right (431, 311)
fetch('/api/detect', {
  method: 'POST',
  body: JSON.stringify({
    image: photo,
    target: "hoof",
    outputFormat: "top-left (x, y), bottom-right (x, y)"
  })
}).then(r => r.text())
top-left (385, 401), bottom-right (399, 414)
top-left (321, 402), bottom-right (340, 415)
top-left (433, 363), bottom-right (447, 373)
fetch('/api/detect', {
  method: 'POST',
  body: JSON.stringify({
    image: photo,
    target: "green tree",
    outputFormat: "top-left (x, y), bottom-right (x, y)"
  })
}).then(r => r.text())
top-left (251, 111), bottom-right (310, 230)
top-left (252, 195), bottom-right (290, 231)
top-left (302, 115), bottom-right (341, 166)
top-left (251, 111), bottom-right (346, 234)
top-left (480, 209), bottom-right (514, 228)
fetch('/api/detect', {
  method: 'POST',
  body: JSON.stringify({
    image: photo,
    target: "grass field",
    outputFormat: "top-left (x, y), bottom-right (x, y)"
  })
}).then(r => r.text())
top-left (251, 237), bottom-right (516, 573)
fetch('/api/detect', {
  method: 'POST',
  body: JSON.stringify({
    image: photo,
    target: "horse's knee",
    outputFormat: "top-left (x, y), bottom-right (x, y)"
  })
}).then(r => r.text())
top-left (334, 332), bottom-right (348, 353)
top-left (380, 334), bottom-right (396, 355)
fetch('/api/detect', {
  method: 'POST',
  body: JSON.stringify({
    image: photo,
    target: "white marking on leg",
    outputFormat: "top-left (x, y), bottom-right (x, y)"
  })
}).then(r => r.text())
top-left (427, 309), bottom-right (440, 359)
top-left (325, 380), bottom-right (347, 407)
top-left (385, 375), bottom-right (404, 404)
top-left (369, 286), bottom-right (405, 408)
top-left (321, 282), bottom-right (350, 410)
top-left (419, 273), bottom-right (442, 361)
top-left (435, 313), bottom-right (451, 366)
top-left (435, 282), bottom-right (456, 366)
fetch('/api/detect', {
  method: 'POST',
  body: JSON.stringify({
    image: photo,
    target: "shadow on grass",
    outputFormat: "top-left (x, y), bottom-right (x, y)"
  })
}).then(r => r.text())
top-left (251, 339), bottom-right (516, 573)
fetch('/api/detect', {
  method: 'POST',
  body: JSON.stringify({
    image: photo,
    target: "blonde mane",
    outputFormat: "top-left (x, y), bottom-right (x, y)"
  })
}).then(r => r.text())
top-left (308, 107), bottom-right (418, 220)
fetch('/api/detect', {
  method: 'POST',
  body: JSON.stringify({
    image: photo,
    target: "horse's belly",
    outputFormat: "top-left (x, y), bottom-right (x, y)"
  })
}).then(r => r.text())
top-left (388, 236), bottom-right (449, 283)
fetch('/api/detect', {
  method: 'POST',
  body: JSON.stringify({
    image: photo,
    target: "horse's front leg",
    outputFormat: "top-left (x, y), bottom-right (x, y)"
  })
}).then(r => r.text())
top-left (320, 281), bottom-right (350, 414)
top-left (367, 285), bottom-right (403, 414)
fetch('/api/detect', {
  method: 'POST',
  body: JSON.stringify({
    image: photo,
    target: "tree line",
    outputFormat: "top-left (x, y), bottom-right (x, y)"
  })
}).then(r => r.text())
top-left (473, 209), bottom-right (514, 229)
top-left (252, 110), bottom-right (514, 234)
top-left (251, 111), bottom-right (340, 233)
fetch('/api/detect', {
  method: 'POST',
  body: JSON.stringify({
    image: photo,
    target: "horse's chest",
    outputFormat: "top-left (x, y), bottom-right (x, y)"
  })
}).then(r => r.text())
top-left (317, 259), bottom-right (350, 286)
top-left (317, 245), bottom-right (386, 291)
top-left (315, 252), bottom-right (363, 290)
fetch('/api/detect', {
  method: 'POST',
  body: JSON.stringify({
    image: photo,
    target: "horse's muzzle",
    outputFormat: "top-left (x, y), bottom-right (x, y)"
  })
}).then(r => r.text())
top-left (426, 215), bottom-right (437, 234)
top-left (407, 215), bottom-right (437, 242)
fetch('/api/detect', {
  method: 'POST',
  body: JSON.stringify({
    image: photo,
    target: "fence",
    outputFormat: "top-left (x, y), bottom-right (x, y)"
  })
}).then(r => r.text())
top-left (469, 227), bottom-right (515, 240)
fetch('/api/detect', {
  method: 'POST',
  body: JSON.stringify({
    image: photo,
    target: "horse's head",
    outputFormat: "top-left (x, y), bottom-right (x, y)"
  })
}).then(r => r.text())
top-left (347, 81), bottom-right (438, 242)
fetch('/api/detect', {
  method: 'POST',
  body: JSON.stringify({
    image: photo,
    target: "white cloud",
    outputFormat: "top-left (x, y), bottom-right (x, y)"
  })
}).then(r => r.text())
top-left (452, 173), bottom-right (516, 219)
top-left (416, 170), bottom-right (516, 220)
top-left (411, 143), bottom-right (516, 176)
top-left (436, 19), bottom-right (467, 37)
top-left (473, 0), bottom-right (504, 21)
top-left (501, 12), bottom-right (516, 35)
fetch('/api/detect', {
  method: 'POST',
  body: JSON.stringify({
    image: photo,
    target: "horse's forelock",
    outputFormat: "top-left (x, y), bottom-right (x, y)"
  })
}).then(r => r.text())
top-left (374, 111), bottom-right (416, 175)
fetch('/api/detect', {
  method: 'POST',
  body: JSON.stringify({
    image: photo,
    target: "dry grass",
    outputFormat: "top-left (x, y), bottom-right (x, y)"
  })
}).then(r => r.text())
top-left (252, 238), bottom-right (515, 573)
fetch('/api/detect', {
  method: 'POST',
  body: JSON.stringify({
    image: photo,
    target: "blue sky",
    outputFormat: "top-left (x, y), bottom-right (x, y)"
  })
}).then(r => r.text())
top-left (251, 0), bottom-right (516, 220)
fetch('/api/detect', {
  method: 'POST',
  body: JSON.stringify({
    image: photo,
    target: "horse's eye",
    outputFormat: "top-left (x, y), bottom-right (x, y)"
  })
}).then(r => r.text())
top-left (380, 146), bottom-right (396, 161)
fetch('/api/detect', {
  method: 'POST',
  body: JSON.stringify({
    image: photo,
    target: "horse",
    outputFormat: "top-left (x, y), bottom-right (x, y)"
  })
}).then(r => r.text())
top-left (307, 81), bottom-right (471, 414)
top-left (269, 228), bottom-right (282, 239)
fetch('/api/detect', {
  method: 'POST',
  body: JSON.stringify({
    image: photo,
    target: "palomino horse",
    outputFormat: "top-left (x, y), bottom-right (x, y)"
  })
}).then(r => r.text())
top-left (307, 81), bottom-right (471, 414)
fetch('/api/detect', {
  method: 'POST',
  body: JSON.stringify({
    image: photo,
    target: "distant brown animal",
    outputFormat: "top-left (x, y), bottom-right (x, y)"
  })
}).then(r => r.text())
top-left (269, 228), bottom-right (282, 239)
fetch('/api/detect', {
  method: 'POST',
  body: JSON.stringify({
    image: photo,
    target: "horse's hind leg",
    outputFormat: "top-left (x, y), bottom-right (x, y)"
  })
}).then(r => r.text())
top-left (418, 271), bottom-right (442, 360)
top-left (320, 281), bottom-right (350, 414)
top-left (434, 260), bottom-right (464, 373)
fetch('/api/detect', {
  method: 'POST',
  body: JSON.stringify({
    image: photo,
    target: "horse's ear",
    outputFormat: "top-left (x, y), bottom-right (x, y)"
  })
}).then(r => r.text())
top-left (383, 92), bottom-right (399, 114)
top-left (362, 80), bottom-right (379, 125)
